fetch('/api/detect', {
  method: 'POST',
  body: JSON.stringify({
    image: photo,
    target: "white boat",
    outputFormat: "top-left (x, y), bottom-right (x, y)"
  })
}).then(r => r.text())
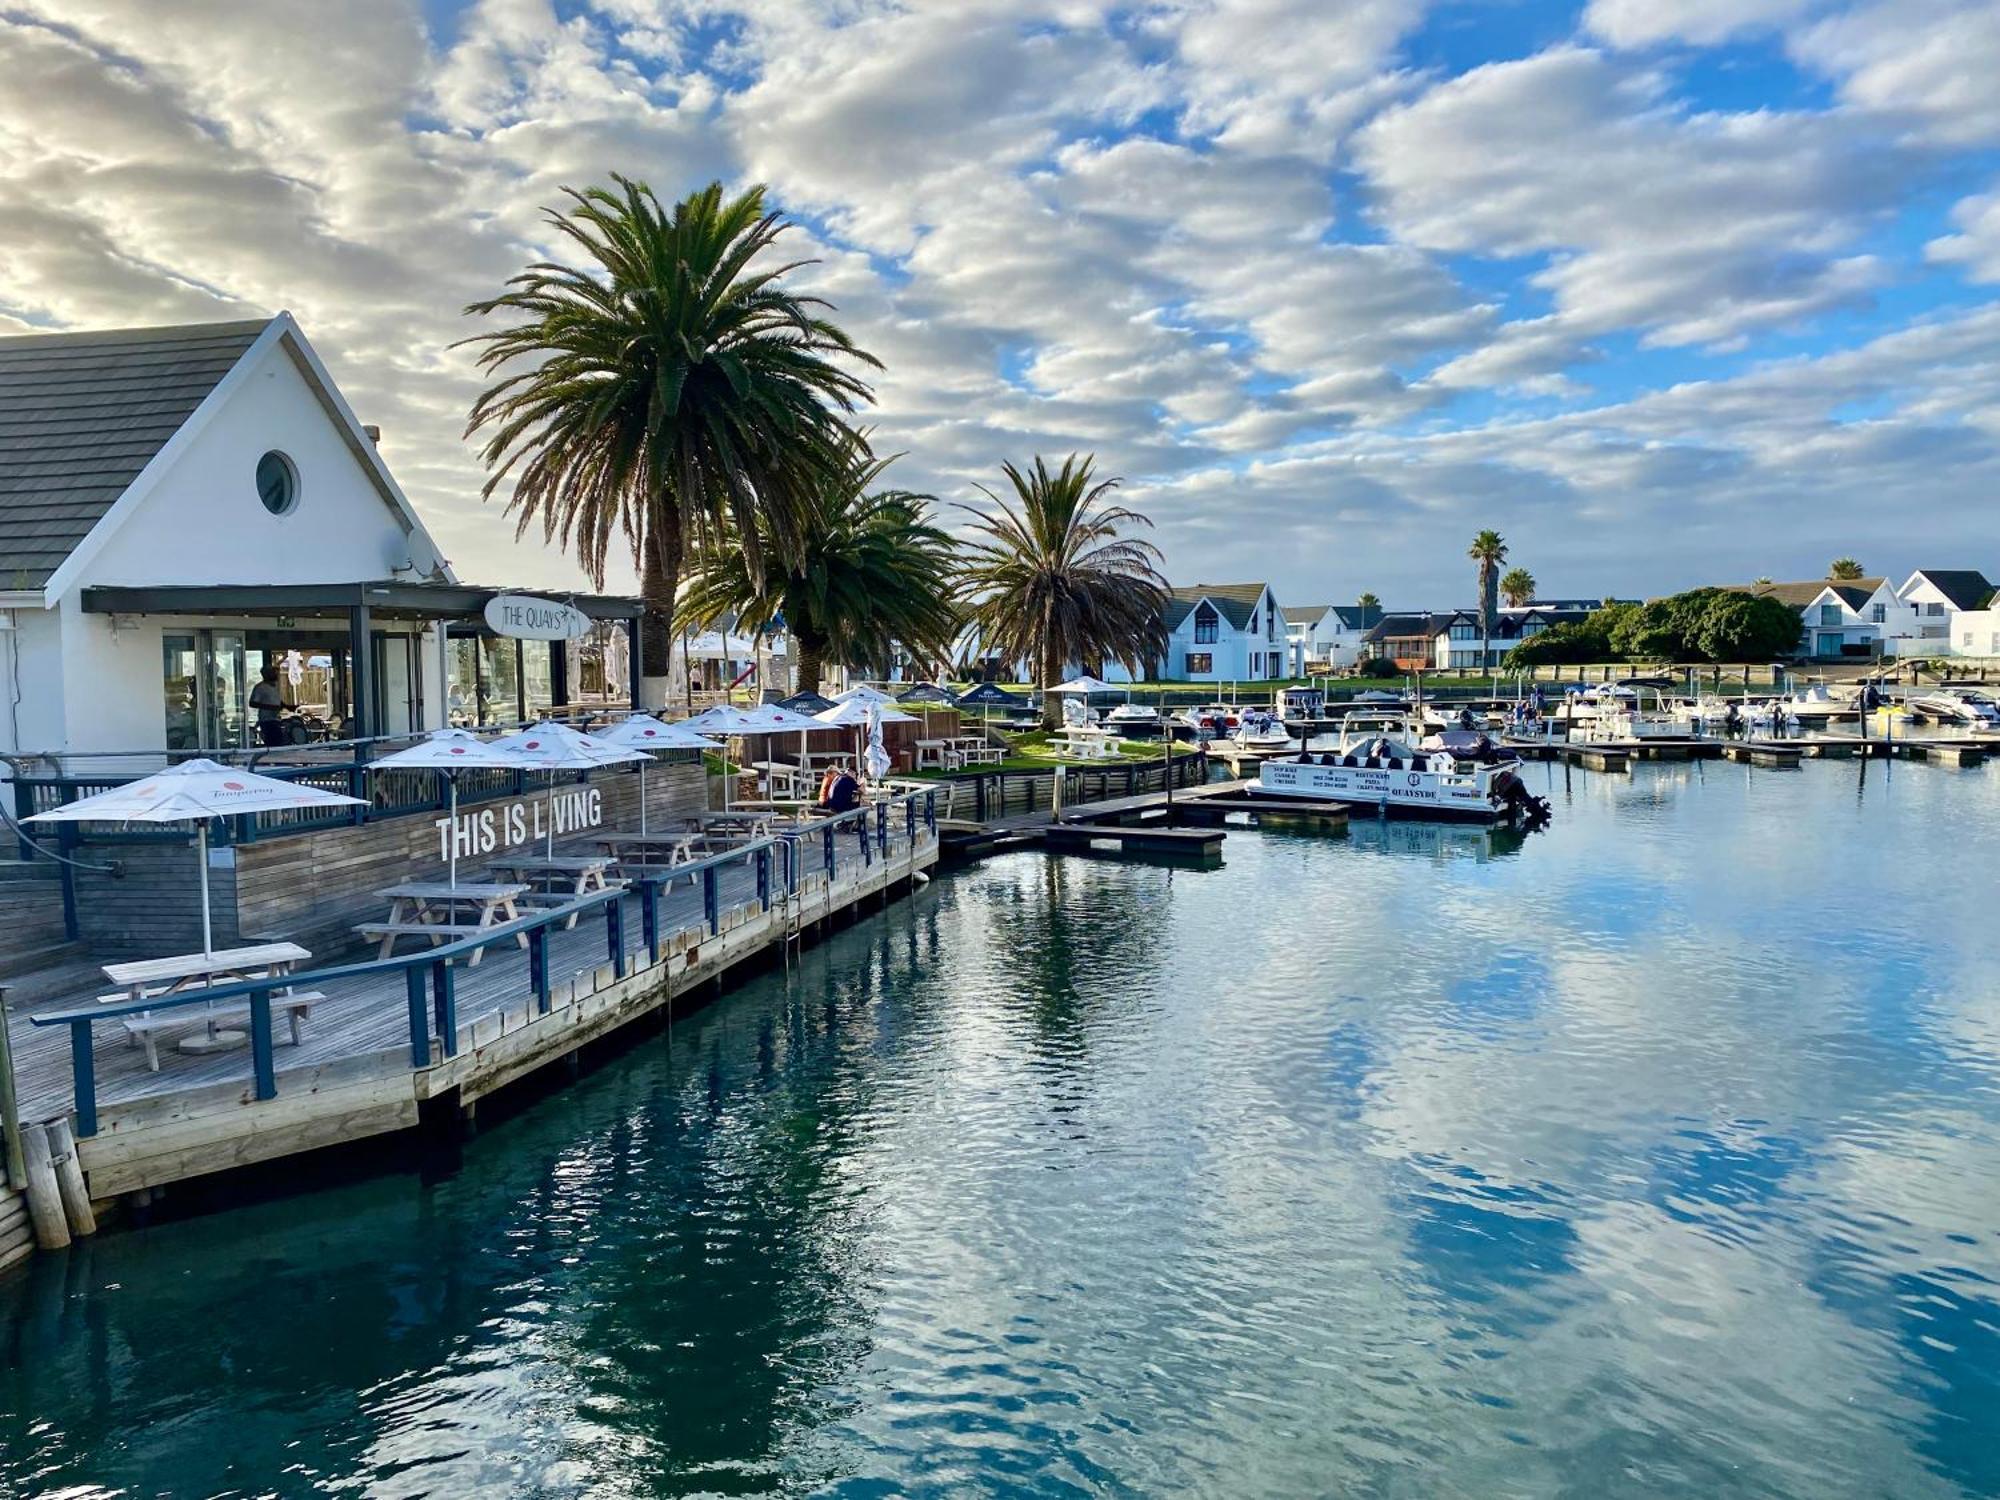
top-left (1777, 680), bottom-right (1852, 723)
top-left (1258, 722), bottom-right (1549, 823)
top-left (1180, 703), bottom-right (1237, 734)
top-left (1569, 685), bottom-right (1687, 743)
top-left (1232, 708), bottom-right (1292, 752)
top-left (1419, 726), bottom-right (1523, 768)
top-left (1911, 688), bottom-right (2000, 727)
top-left (1104, 702), bottom-right (1161, 731)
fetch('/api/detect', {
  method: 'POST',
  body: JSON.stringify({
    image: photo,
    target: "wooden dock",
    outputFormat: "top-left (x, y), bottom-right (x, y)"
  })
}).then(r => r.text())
top-left (0, 796), bottom-right (941, 1228)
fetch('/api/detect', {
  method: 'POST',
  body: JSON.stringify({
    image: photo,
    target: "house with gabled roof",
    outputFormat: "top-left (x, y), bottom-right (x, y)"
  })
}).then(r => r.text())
top-left (1138, 582), bottom-right (1287, 683)
top-left (0, 315), bottom-right (642, 762)
top-left (1283, 603), bottom-right (1381, 672)
top-left (1890, 569), bottom-right (1995, 658)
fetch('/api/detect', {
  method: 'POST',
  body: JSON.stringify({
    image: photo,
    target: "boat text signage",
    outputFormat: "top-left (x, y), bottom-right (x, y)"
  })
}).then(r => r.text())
top-left (434, 787), bottom-right (603, 860)
top-left (483, 593), bottom-right (592, 641)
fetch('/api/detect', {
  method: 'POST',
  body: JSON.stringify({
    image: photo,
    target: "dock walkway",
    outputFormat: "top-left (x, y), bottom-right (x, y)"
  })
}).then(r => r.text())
top-left (2, 799), bottom-right (939, 1211)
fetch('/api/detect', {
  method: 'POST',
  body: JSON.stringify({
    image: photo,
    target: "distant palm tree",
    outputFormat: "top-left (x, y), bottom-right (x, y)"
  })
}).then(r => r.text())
top-left (1468, 529), bottom-right (1508, 674)
top-left (681, 439), bottom-right (960, 694)
top-left (960, 455), bottom-right (1168, 727)
top-left (1500, 566), bottom-right (1537, 608)
top-left (1357, 591), bottom-right (1381, 612)
top-left (1829, 557), bottom-right (1865, 580)
top-left (461, 176), bottom-right (878, 698)
top-left (1753, 575), bottom-right (1774, 587)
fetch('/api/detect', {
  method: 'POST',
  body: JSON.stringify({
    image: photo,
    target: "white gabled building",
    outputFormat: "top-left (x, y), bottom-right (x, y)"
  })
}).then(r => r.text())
top-left (1890, 569), bottom-right (1994, 658)
top-left (1283, 604), bottom-right (1382, 673)
top-left (0, 315), bottom-right (644, 764)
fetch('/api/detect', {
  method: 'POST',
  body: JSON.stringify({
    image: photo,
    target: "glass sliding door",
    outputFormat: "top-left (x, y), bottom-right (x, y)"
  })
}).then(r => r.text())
top-left (203, 631), bottom-right (248, 749)
top-left (162, 634), bottom-right (200, 753)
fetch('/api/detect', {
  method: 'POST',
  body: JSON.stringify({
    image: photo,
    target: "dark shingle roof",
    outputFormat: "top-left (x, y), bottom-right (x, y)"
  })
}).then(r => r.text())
top-left (1723, 578), bottom-right (1885, 612)
top-left (0, 319), bottom-right (268, 588)
top-left (1331, 604), bottom-right (1383, 630)
top-left (1282, 604), bottom-right (1327, 626)
top-left (1164, 582), bottom-right (1270, 632)
top-left (1908, 569), bottom-right (1994, 611)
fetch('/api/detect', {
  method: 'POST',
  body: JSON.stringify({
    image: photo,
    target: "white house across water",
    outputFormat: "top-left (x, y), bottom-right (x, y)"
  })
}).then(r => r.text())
top-left (0, 316), bottom-right (644, 769)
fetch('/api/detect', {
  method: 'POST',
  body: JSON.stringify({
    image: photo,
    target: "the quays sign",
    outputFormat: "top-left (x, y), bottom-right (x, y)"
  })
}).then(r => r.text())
top-left (483, 593), bottom-right (592, 641)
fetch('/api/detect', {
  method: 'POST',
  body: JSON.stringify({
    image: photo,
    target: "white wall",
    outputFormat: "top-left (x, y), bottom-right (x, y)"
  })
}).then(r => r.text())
top-left (74, 338), bottom-right (427, 590)
top-left (2, 605), bottom-right (65, 755)
top-left (1948, 608), bottom-right (2000, 658)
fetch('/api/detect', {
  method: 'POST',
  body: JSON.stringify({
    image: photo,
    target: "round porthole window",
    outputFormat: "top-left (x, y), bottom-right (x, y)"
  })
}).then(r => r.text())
top-left (256, 451), bottom-right (299, 516)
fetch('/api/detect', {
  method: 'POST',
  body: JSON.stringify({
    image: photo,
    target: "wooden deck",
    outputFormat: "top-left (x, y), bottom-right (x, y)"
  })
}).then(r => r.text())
top-left (2, 812), bottom-right (939, 1206)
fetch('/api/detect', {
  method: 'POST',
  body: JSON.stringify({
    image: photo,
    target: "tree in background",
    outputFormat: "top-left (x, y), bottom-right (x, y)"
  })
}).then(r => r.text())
top-left (462, 177), bottom-right (877, 701)
top-left (1506, 590), bottom-right (1799, 667)
top-left (1357, 591), bottom-right (1381, 612)
top-left (1829, 558), bottom-right (1866, 580)
top-left (960, 455), bottom-right (1168, 727)
top-left (680, 438), bottom-right (960, 694)
top-left (1500, 567), bottom-right (1537, 608)
top-left (1468, 530), bottom-right (1508, 674)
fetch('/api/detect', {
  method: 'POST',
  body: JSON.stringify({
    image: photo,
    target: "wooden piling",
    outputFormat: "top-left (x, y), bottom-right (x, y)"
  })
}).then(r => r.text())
top-left (45, 1118), bottom-right (95, 1237)
top-left (20, 1121), bottom-right (70, 1251)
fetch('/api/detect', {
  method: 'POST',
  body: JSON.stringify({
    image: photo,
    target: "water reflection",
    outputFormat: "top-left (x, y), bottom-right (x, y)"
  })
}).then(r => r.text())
top-left (3, 760), bottom-right (1999, 1497)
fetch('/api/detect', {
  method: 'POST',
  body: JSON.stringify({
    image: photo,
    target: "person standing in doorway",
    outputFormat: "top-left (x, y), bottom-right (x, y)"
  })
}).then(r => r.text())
top-left (250, 663), bottom-right (289, 747)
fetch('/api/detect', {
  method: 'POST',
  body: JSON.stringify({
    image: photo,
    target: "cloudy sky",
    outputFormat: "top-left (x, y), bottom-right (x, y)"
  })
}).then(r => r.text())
top-left (3, 0), bottom-right (1998, 608)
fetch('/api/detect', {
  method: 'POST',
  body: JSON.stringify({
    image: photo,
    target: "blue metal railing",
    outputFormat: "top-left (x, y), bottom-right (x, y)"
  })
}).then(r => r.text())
top-left (30, 789), bottom-right (937, 1138)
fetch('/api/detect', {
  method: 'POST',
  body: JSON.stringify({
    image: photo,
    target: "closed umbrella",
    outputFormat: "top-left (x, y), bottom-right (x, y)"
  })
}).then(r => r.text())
top-left (866, 705), bottom-right (893, 781)
top-left (816, 699), bottom-right (914, 777)
top-left (370, 728), bottom-right (524, 887)
top-left (488, 721), bottom-right (648, 858)
top-left (25, 758), bottom-right (363, 956)
top-left (589, 714), bottom-right (718, 835)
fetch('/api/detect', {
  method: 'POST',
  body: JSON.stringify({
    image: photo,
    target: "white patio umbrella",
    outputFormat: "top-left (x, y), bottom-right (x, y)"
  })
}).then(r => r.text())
top-left (369, 728), bottom-right (525, 887)
top-left (487, 721), bottom-right (648, 858)
top-left (591, 714), bottom-right (718, 835)
top-left (684, 704), bottom-right (766, 811)
top-left (25, 758), bottom-right (364, 956)
top-left (833, 684), bottom-right (897, 707)
top-left (865, 704), bottom-right (893, 781)
top-left (1050, 674), bottom-right (1118, 695)
top-left (816, 699), bottom-right (914, 779)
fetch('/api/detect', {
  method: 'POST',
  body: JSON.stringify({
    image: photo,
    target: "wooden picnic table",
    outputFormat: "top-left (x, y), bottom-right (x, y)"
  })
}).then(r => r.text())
top-left (357, 881), bottom-right (530, 966)
top-left (485, 853), bottom-right (623, 931)
top-left (750, 760), bottom-right (814, 799)
top-left (100, 942), bottom-right (316, 1068)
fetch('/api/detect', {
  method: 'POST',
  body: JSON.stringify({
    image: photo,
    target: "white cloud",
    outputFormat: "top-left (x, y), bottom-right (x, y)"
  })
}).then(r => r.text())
top-left (1584, 0), bottom-right (1811, 50)
top-left (1928, 187), bottom-right (2000, 283)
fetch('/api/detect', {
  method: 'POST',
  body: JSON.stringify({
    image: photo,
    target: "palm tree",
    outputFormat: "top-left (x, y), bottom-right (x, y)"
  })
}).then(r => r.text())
top-left (461, 176), bottom-right (878, 700)
top-left (1500, 566), bottom-right (1536, 608)
top-left (681, 439), bottom-right (960, 694)
top-left (1357, 591), bottom-right (1381, 612)
top-left (1468, 529), bottom-right (1508, 675)
top-left (1829, 557), bottom-right (1865, 580)
top-left (960, 455), bottom-right (1169, 727)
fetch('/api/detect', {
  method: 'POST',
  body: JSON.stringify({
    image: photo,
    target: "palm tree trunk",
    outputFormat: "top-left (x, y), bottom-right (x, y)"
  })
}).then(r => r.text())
top-left (1040, 643), bottom-right (1061, 730)
top-left (640, 505), bottom-right (682, 708)
top-left (796, 640), bottom-right (826, 695)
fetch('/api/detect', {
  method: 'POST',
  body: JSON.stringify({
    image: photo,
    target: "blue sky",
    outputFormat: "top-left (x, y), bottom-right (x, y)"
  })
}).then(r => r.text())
top-left (2, 0), bottom-right (1998, 606)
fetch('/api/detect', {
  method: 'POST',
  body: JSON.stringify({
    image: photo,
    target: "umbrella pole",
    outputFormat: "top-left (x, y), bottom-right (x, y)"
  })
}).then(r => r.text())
top-left (197, 819), bottom-right (214, 958)
top-left (546, 773), bottom-right (557, 859)
top-left (639, 758), bottom-right (648, 837)
top-left (447, 773), bottom-right (459, 889)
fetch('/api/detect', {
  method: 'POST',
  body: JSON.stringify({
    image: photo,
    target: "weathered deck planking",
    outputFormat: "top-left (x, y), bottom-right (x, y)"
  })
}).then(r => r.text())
top-left (1, 810), bottom-right (939, 1208)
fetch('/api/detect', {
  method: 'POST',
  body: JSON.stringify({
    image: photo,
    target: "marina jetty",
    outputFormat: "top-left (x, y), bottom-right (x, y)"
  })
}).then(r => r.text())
top-left (0, 758), bottom-right (939, 1273)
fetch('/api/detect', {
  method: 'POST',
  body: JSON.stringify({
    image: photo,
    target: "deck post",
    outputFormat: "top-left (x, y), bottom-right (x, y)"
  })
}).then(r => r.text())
top-left (405, 967), bottom-right (432, 1066)
top-left (606, 898), bottom-right (626, 979)
top-left (856, 815), bottom-right (872, 867)
top-left (431, 959), bottom-right (458, 1057)
top-left (975, 775), bottom-right (988, 821)
top-left (703, 865), bottom-right (720, 935)
top-left (755, 846), bottom-right (770, 909)
top-left (784, 836), bottom-right (799, 896)
top-left (0, 983), bottom-right (23, 1189)
top-left (905, 798), bottom-right (916, 844)
top-left (249, 987), bottom-right (276, 1101)
top-left (69, 1019), bottom-right (97, 1138)
top-left (875, 802), bottom-right (888, 855)
top-left (528, 924), bottom-right (551, 1012)
top-left (925, 790), bottom-right (936, 832)
top-left (823, 824), bottom-right (836, 879)
top-left (639, 879), bottom-right (661, 964)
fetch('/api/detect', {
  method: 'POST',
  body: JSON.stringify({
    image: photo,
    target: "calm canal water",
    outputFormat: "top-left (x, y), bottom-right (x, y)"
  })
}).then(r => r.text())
top-left (4, 757), bottom-right (1999, 1498)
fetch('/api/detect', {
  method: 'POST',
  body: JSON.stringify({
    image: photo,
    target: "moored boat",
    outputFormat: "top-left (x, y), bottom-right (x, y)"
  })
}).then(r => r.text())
top-left (1910, 687), bottom-right (2000, 727)
top-left (1232, 708), bottom-right (1292, 751)
top-left (1258, 722), bottom-right (1549, 823)
top-left (1104, 702), bottom-right (1162, 731)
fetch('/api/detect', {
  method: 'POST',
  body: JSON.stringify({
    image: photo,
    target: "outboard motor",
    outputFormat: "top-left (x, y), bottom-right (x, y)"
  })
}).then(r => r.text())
top-left (1493, 769), bottom-right (1553, 826)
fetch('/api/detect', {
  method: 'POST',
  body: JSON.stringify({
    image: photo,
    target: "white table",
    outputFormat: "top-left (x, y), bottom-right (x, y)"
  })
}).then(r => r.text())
top-left (486, 854), bottom-right (622, 930)
top-left (100, 942), bottom-right (315, 1066)
top-left (359, 881), bottom-right (530, 966)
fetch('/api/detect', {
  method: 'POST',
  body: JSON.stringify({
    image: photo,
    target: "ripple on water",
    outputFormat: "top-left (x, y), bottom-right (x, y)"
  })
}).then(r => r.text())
top-left (3, 763), bottom-right (2000, 1497)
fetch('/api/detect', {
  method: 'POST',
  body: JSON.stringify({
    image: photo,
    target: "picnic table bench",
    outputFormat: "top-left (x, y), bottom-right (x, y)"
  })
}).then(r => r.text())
top-left (1050, 728), bottom-right (1121, 760)
top-left (356, 881), bottom-right (530, 965)
top-left (100, 942), bottom-right (318, 1070)
top-left (485, 854), bottom-right (624, 931)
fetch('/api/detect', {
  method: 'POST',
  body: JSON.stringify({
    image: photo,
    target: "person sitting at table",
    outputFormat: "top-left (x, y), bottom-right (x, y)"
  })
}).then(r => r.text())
top-left (816, 765), bottom-right (862, 814)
